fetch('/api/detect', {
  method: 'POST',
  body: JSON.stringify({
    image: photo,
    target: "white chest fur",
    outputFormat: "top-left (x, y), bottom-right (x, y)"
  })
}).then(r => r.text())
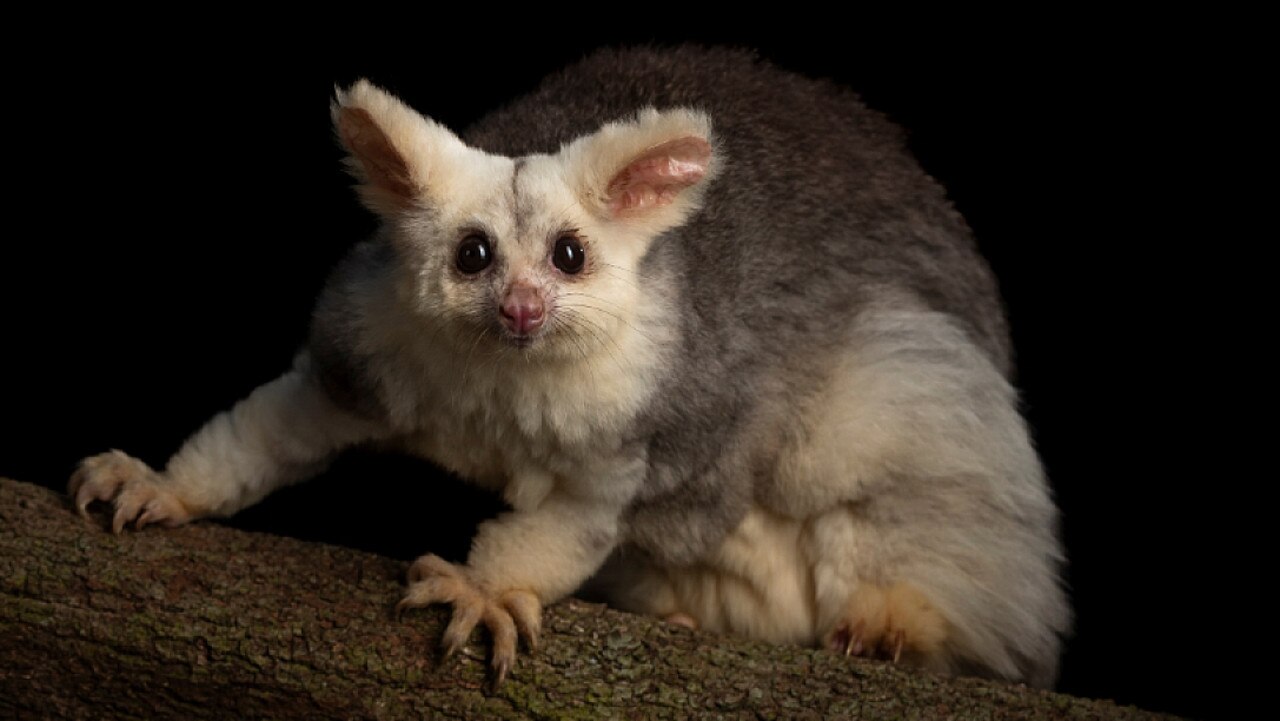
top-left (380, 300), bottom-right (674, 508)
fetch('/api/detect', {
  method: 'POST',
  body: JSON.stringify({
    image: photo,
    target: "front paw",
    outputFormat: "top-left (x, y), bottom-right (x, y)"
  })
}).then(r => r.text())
top-left (397, 554), bottom-right (541, 685)
top-left (69, 450), bottom-right (192, 533)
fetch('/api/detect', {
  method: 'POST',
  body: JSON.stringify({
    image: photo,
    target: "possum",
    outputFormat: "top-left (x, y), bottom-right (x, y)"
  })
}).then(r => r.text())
top-left (69, 46), bottom-right (1070, 687)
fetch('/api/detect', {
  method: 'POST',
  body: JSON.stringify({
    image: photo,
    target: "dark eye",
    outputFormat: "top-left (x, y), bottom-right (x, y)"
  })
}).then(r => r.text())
top-left (456, 233), bottom-right (492, 274)
top-left (553, 235), bottom-right (585, 274)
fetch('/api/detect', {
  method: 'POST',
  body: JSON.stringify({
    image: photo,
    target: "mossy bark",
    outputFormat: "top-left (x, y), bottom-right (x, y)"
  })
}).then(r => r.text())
top-left (1, 479), bottom-right (1177, 720)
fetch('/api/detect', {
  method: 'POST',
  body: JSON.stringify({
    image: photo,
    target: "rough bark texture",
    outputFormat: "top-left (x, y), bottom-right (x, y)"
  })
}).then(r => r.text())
top-left (1, 479), bottom-right (1177, 720)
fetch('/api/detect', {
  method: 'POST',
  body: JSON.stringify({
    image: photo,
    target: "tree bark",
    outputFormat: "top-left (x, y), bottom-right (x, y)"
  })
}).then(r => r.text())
top-left (1, 479), bottom-right (1176, 720)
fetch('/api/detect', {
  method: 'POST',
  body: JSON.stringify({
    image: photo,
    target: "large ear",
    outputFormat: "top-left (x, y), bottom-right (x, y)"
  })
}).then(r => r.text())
top-left (564, 108), bottom-right (717, 236)
top-left (332, 80), bottom-right (467, 216)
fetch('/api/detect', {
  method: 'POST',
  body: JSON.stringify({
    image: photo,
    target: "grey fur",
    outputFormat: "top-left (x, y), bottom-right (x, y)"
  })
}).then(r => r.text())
top-left (460, 47), bottom-right (1012, 558)
top-left (309, 240), bottom-right (394, 421)
top-left (510, 157), bottom-right (529, 239)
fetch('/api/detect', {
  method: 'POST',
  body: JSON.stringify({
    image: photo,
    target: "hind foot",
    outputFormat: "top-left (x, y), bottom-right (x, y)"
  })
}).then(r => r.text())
top-left (824, 582), bottom-right (948, 667)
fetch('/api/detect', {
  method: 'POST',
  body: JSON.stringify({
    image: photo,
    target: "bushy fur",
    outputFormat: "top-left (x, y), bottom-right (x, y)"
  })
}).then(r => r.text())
top-left (70, 46), bottom-right (1069, 687)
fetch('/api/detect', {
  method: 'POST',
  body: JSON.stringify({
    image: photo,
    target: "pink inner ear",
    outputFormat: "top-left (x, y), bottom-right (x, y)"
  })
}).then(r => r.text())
top-left (338, 106), bottom-right (416, 204)
top-left (606, 136), bottom-right (711, 216)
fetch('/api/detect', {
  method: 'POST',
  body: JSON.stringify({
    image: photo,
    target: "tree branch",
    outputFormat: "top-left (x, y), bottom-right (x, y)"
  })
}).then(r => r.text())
top-left (0, 479), bottom-right (1177, 720)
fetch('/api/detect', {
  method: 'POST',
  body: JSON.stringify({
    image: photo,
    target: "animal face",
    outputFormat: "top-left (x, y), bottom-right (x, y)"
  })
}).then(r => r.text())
top-left (333, 81), bottom-right (716, 361)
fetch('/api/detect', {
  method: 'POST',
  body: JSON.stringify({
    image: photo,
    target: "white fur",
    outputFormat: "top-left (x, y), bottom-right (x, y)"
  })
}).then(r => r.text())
top-left (334, 80), bottom-right (495, 214)
top-left (161, 356), bottom-right (382, 516)
top-left (332, 98), bottom-right (697, 601)
top-left (605, 505), bottom-right (818, 645)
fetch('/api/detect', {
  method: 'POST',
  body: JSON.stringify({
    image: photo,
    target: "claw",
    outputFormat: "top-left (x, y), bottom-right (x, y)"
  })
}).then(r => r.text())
top-left (112, 506), bottom-right (134, 535)
top-left (73, 467), bottom-right (119, 520)
top-left (825, 621), bottom-right (861, 656)
top-left (69, 468), bottom-right (90, 516)
top-left (502, 590), bottom-right (542, 653)
top-left (442, 601), bottom-right (484, 656)
top-left (111, 489), bottom-right (150, 534)
top-left (847, 620), bottom-right (866, 656)
top-left (135, 500), bottom-right (159, 530)
top-left (891, 629), bottom-right (905, 663)
top-left (486, 604), bottom-right (518, 675)
top-left (492, 657), bottom-right (510, 689)
top-left (76, 490), bottom-right (93, 519)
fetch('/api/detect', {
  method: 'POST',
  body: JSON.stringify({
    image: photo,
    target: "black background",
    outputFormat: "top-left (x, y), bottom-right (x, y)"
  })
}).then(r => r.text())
top-left (1, 19), bottom-right (1230, 720)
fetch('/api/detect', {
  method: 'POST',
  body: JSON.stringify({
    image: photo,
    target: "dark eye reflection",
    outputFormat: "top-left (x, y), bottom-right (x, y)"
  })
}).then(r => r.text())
top-left (553, 235), bottom-right (585, 274)
top-left (457, 234), bottom-right (492, 274)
